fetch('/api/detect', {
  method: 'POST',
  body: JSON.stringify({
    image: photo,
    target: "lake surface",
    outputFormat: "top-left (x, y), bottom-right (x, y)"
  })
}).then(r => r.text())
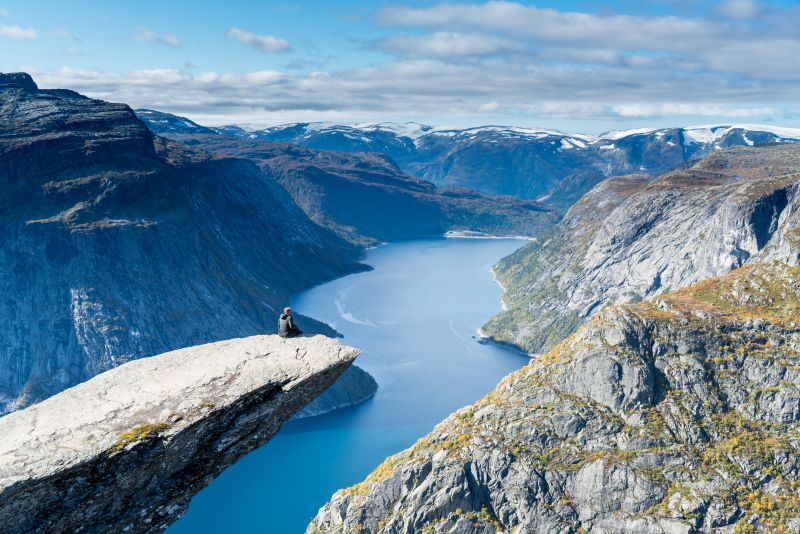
top-left (169, 237), bottom-right (529, 533)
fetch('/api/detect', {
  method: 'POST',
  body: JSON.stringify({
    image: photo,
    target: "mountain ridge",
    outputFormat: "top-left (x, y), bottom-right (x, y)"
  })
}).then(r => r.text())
top-left (137, 109), bottom-right (800, 209)
top-left (309, 236), bottom-right (800, 534)
top-left (482, 143), bottom-right (800, 355)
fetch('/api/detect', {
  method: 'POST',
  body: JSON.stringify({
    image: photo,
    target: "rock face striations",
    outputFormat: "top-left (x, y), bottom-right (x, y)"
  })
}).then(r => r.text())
top-left (0, 335), bottom-right (358, 534)
top-left (309, 255), bottom-right (800, 533)
top-left (483, 144), bottom-right (800, 354)
top-left (135, 111), bottom-right (559, 247)
top-left (0, 73), bottom-right (370, 413)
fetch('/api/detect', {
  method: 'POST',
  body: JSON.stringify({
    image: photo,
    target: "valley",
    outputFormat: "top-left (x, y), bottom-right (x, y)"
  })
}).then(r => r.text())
top-left (2, 69), bottom-right (800, 534)
top-left (168, 238), bottom-right (531, 533)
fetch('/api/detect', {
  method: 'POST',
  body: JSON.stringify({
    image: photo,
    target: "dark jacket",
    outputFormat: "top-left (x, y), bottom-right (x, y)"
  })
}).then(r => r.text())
top-left (278, 313), bottom-right (301, 338)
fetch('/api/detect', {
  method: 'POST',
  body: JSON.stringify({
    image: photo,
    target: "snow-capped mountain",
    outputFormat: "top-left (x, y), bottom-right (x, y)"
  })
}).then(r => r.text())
top-left (137, 111), bottom-right (800, 209)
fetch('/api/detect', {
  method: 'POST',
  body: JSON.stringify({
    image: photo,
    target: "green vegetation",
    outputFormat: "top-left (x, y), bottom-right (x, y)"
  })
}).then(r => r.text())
top-left (112, 422), bottom-right (170, 452)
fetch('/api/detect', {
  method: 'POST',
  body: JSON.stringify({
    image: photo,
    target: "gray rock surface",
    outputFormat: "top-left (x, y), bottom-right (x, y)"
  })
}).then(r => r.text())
top-left (483, 144), bottom-right (800, 353)
top-left (0, 334), bottom-right (358, 534)
top-left (309, 258), bottom-right (800, 533)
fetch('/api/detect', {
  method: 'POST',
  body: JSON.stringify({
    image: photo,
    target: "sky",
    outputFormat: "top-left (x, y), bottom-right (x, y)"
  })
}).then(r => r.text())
top-left (1, 0), bottom-right (799, 134)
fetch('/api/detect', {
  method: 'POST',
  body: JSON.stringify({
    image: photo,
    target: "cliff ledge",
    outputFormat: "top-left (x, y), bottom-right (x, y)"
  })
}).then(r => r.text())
top-left (0, 335), bottom-right (358, 534)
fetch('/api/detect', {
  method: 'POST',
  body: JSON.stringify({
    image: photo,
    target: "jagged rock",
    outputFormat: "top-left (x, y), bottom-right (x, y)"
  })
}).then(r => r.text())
top-left (0, 335), bottom-right (358, 534)
top-left (483, 144), bottom-right (800, 354)
top-left (309, 259), bottom-right (800, 533)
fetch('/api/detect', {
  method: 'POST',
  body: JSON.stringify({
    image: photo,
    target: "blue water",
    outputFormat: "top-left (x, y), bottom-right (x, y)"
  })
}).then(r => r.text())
top-left (169, 237), bottom-right (528, 533)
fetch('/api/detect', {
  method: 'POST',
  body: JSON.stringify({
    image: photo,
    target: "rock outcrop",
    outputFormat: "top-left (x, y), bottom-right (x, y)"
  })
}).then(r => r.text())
top-left (483, 144), bottom-right (800, 354)
top-left (295, 364), bottom-right (378, 419)
top-left (0, 335), bottom-right (358, 534)
top-left (0, 73), bottom-right (375, 413)
top-left (309, 257), bottom-right (800, 533)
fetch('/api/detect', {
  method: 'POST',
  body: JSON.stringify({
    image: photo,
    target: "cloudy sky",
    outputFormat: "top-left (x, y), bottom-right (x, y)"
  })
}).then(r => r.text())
top-left (2, 0), bottom-right (799, 133)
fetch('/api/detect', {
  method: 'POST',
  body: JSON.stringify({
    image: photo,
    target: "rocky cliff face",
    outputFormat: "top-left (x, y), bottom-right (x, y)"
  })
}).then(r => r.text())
top-left (294, 363), bottom-right (378, 419)
top-left (482, 144), bottom-right (800, 354)
top-left (151, 118), bottom-right (800, 209)
top-left (0, 335), bottom-right (358, 534)
top-left (0, 73), bottom-right (372, 413)
top-left (309, 255), bottom-right (800, 533)
top-left (135, 112), bottom-right (559, 247)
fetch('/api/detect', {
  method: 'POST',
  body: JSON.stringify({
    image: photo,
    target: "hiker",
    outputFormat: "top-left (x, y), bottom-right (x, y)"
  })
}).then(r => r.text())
top-left (278, 307), bottom-right (302, 338)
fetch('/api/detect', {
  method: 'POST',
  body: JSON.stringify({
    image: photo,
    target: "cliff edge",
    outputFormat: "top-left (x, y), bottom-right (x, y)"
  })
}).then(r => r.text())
top-left (0, 335), bottom-right (358, 534)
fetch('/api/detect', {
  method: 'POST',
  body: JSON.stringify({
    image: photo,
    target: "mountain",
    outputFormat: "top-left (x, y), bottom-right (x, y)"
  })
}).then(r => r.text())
top-left (0, 335), bottom-right (358, 534)
top-left (210, 122), bottom-right (424, 162)
top-left (135, 112), bottom-right (560, 246)
top-left (310, 249), bottom-right (800, 533)
top-left (309, 145), bottom-right (800, 532)
top-left (181, 118), bottom-right (800, 209)
top-left (0, 73), bottom-right (369, 413)
top-left (134, 109), bottom-right (218, 136)
top-left (482, 143), bottom-right (800, 354)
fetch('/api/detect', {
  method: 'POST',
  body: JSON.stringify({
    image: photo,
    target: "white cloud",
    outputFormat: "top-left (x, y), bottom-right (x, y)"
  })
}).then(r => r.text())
top-left (611, 103), bottom-right (779, 118)
top-left (718, 0), bottom-right (761, 19)
top-left (377, 2), bottom-right (713, 51)
top-left (133, 29), bottom-right (181, 48)
top-left (21, 2), bottom-right (800, 130)
top-left (31, 62), bottom-right (795, 127)
top-left (478, 101), bottom-right (499, 113)
top-left (0, 24), bottom-right (37, 40)
top-left (226, 28), bottom-right (291, 53)
top-left (380, 32), bottom-right (519, 58)
top-left (375, 1), bottom-right (799, 81)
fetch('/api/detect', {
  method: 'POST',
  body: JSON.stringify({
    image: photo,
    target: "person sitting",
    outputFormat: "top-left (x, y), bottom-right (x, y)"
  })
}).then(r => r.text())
top-left (278, 307), bottom-right (302, 338)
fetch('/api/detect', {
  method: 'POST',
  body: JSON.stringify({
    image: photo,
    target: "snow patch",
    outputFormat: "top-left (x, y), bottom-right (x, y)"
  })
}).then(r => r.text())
top-left (599, 127), bottom-right (658, 140)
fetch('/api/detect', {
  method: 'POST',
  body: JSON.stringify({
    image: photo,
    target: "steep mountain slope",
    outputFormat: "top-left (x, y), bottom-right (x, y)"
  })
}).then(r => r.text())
top-left (482, 144), bottom-right (800, 354)
top-left (160, 117), bottom-right (800, 209)
top-left (408, 128), bottom-right (598, 205)
top-left (135, 113), bottom-right (559, 246)
top-left (0, 73), bottom-right (368, 413)
top-left (310, 252), bottom-right (800, 533)
top-left (193, 137), bottom-right (557, 245)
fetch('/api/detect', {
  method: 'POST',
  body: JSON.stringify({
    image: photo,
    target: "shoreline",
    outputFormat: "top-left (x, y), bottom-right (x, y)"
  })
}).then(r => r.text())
top-left (490, 266), bottom-right (510, 311)
top-left (444, 230), bottom-right (537, 241)
top-left (475, 328), bottom-right (533, 358)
